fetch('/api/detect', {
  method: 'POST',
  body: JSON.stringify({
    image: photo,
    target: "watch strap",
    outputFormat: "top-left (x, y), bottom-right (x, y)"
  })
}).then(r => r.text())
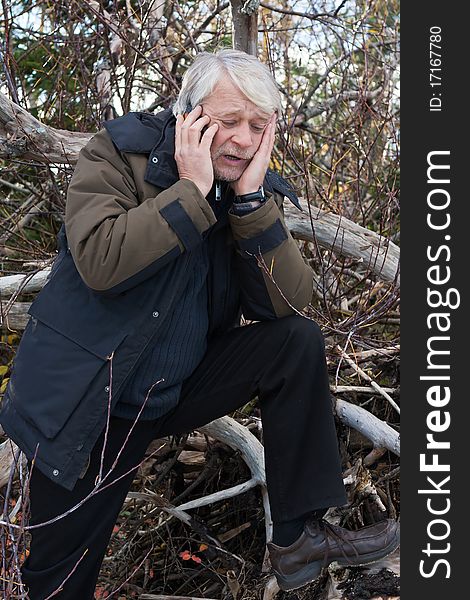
top-left (233, 186), bottom-right (265, 204)
top-left (231, 199), bottom-right (265, 215)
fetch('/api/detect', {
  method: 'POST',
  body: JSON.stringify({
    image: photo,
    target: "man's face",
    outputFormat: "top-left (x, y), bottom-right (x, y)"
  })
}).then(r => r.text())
top-left (201, 77), bottom-right (274, 182)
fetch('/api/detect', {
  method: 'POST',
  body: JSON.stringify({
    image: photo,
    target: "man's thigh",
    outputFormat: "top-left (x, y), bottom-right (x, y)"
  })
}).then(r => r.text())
top-left (155, 315), bottom-right (316, 437)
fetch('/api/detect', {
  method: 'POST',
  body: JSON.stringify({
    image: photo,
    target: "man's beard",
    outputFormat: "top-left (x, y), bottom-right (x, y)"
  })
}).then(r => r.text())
top-left (211, 145), bottom-right (253, 182)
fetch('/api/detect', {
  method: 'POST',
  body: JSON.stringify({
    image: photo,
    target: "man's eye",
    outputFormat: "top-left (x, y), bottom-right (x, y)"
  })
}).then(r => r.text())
top-left (252, 126), bottom-right (265, 133)
top-left (222, 121), bottom-right (236, 127)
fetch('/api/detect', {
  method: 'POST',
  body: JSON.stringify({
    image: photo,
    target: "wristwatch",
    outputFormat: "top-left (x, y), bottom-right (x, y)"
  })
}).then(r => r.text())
top-left (233, 186), bottom-right (266, 204)
top-left (232, 186), bottom-right (266, 214)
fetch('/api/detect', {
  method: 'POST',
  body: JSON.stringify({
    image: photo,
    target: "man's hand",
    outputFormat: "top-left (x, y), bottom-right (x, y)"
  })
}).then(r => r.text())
top-left (174, 105), bottom-right (219, 197)
top-left (231, 114), bottom-right (276, 197)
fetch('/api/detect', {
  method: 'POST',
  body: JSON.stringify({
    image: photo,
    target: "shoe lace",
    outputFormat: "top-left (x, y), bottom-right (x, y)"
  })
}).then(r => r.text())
top-left (311, 519), bottom-right (360, 569)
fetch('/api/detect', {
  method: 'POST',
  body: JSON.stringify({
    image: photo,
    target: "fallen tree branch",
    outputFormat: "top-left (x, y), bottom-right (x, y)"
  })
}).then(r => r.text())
top-left (334, 346), bottom-right (399, 362)
top-left (0, 269), bottom-right (51, 299)
top-left (333, 398), bottom-right (400, 456)
top-left (125, 491), bottom-right (193, 526)
top-left (0, 439), bottom-right (25, 490)
top-left (199, 416), bottom-right (272, 543)
top-left (176, 478), bottom-right (258, 511)
top-left (336, 346), bottom-right (400, 414)
top-left (0, 302), bottom-right (30, 330)
top-left (262, 576), bottom-right (280, 600)
top-left (331, 385), bottom-right (397, 395)
top-left (284, 198), bottom-right (400, 286)
top-left (0, 93), bottom-right (91, 163)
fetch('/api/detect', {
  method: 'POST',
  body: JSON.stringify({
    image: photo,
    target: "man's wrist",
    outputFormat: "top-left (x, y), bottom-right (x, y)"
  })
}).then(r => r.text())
top-left (231, 186), bottom-right (267, 215)
top-left (233, 186), bottom-right (265, 204)
top-left (231, 199), bottom-right (265, 214)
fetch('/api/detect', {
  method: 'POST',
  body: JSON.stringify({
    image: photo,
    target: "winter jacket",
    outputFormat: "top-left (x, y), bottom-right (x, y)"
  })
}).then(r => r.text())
top-left (0, 108), bottom-right (314, 490)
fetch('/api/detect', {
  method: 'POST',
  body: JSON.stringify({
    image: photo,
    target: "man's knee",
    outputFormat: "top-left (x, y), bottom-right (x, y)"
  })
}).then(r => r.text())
top-left (274, 315), bottom-right (324, 348)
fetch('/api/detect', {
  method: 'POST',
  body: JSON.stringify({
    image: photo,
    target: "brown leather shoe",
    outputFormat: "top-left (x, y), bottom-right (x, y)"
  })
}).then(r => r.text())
top-left (268, 518), bottom-right (400, 591)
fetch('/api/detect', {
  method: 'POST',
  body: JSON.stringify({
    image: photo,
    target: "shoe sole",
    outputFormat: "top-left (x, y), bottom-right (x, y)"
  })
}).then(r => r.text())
top-left (275, 559), bottom-right (324, 592)
top-left (335, 529), bottom-right (400, 568)
top-left (275, 529), bottom-right (400, 592)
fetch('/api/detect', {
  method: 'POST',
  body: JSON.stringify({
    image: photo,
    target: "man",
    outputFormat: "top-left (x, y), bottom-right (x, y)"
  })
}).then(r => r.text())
top-left (0, 49), bottom-right (399, 598)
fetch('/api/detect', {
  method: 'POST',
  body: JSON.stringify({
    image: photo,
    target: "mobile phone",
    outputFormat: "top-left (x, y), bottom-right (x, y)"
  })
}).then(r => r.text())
top-left (183, 102), bottom-right (193, 119)
top-left (183, 102), bottom-right (209, 137)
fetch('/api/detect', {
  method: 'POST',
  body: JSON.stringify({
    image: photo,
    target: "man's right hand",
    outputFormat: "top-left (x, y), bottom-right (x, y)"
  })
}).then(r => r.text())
top-left (174, 105), bottom-right (219, 197)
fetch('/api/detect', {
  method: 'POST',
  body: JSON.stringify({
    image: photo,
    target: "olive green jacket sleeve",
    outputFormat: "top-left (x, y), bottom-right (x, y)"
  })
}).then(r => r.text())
top-left (65, 130), bottom-right (216, 293)
top-left (228, 195), bottom-right (314, 319)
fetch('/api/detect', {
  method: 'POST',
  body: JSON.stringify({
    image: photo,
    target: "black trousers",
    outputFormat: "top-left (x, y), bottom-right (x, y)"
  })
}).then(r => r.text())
top-left (21, 315), bottom-right (347, 599)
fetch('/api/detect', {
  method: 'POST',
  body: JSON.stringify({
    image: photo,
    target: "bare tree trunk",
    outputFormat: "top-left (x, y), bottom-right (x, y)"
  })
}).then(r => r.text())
top-left (230, 0), bottom-right (259, 55)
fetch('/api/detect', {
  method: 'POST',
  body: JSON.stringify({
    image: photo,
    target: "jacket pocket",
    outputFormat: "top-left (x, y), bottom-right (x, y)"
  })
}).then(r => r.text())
top-left (8, 311), bottom-right (126, 440)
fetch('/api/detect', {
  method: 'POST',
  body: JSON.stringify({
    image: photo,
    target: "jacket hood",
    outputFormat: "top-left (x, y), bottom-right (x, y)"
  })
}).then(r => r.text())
top-left (104, 108), bottom-right (302, 210)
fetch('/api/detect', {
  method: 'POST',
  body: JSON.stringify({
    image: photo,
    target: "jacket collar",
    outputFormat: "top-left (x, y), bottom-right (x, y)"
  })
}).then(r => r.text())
top-left (103, 108), bottom-right (302, 210)
top-left (103, 108), bottom-right (179, 190)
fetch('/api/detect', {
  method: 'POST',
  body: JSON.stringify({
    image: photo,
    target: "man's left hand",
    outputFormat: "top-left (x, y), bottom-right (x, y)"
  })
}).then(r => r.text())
top-left (231, 115), bottom-right (276, 196)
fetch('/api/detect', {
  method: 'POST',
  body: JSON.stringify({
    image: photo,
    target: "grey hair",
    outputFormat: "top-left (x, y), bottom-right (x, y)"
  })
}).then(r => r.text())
top-left (172, 49), bottom-right (282, 116)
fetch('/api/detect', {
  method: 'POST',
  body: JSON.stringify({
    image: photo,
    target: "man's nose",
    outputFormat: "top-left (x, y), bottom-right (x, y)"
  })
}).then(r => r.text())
top-left (231, 123), bottom-right (253, 149)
